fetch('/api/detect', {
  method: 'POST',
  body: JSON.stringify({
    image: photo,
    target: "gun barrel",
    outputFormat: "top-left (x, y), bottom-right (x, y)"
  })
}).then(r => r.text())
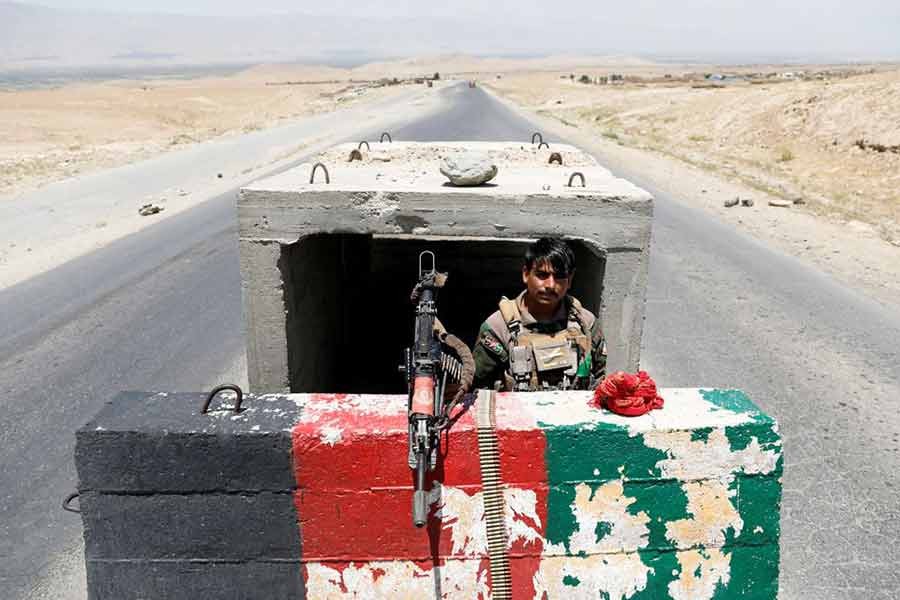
top-left (413, 453), bottom-right (428, 527)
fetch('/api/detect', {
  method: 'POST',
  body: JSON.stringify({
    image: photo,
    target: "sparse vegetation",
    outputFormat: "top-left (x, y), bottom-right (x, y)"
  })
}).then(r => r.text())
top-left (776, 148), bottom-right (795, 163)
top-left (490, 66), bottom-right (900, 240)
top-left (854, 138), bottom-right (900, 154)
top-left (578, 74), bottom-right (591, 84)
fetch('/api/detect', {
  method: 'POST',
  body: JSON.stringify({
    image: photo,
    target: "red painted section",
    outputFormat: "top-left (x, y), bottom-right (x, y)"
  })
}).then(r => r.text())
top-left (292, 393), bottom-right (549, 595)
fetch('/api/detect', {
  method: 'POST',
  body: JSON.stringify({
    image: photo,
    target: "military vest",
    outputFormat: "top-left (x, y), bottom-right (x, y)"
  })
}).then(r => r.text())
top-left (498, 296), bottom-right (592, 392)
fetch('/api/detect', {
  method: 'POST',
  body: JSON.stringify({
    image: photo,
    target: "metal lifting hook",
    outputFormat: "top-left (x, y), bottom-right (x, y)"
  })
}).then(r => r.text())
top-left (62, 492), bottom-right (80, 514)
top-left (201, 384), bottom-right (244, 414)
top-left (309, 162), bottom-right (330, 184)
top-left (567, 172), bottom-right (586, 187)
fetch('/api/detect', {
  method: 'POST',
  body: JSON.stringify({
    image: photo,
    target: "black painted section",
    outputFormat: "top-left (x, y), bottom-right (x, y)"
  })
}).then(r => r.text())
top-left (76, 392), bottom-right (299, 492)
top-left (80, 492), bottom-right (300, 559)
top-left (74, 392), bottom-right (305, 599)
top-left (85, 560), bottom-right (304, 600)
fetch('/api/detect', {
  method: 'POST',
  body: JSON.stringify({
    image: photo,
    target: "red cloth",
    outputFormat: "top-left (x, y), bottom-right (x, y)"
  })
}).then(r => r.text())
top-left (592, 371), bottom-right (664, 417)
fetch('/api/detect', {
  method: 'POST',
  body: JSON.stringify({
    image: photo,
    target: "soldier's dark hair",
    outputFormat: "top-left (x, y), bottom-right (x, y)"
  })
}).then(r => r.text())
top-left (524, 237), bottom-right (575, 278)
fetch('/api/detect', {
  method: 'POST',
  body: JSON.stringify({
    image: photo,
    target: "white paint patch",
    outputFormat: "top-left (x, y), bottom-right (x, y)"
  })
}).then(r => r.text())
top-left (304, 559), bottom-right (489, 599)
top-left (649, 389), bottom-right (758, 432)
top-left (643, 428), bottom-right (779, 483)
top-left (319, 425), bottom-right (343, 446)
top-left (435, 484), bottom-right (543, 556)
top-left (533, 554), bottom-right (651, 600)
top-left (551, 481), bottom-right (650, 555)
top-left (502, 391), bottom-right (642, 432)
top-left (292, 394), bottom-right (408, 426)
top-left (666, 480), bottom-right (742, 548)
top-left (498, 388), bottom-right (760, 438)
top-left (668, 549), bottom-right (731, 600)
top-left (537, 481), bottom-right (652, 599)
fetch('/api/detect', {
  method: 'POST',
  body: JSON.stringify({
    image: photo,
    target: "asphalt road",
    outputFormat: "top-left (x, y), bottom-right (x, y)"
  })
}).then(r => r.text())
top-left (1, 82), bottom-right (898, 599)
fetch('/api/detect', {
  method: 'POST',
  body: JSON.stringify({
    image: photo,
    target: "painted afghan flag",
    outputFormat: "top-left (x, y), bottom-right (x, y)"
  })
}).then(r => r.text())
top-left (292, 388), bottom-right (782, 599)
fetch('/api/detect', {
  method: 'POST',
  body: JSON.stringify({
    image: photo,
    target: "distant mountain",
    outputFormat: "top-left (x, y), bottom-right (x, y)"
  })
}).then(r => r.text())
top-left (0, 2), bottom-right (566, 71)
top-left (3, 1), bottom-right (898, 72)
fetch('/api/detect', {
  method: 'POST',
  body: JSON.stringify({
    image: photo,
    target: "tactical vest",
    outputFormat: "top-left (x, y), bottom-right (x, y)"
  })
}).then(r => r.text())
top-left (498, 296), bottom-right (592, 392)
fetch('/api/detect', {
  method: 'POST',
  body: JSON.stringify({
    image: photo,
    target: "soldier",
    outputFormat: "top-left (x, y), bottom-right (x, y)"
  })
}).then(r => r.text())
top-left (473, 237), bottom-right (606, 391)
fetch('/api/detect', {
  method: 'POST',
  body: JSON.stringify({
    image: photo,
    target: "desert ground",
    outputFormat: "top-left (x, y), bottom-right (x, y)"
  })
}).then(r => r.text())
top-left (0, 55), bottom-right (647, 198)
top-left (485, 64), bottom-right (900, 244)
top-left (0, 64), bottom-right (415, 197)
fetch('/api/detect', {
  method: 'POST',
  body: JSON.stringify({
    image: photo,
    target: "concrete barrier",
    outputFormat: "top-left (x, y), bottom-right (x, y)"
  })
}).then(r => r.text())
top-left (76, 388), bottom-right (781, 599)
top-left (75, 392), bottom-right (304, 599)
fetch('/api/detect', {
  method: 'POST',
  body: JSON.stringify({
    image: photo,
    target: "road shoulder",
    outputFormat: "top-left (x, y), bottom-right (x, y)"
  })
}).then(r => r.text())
top-left (0, 84), bottom-right (448, 290)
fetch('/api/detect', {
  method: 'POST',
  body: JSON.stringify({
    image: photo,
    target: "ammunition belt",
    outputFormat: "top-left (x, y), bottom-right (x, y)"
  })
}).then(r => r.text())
top-left (475, 389), bottom-right (511, 599)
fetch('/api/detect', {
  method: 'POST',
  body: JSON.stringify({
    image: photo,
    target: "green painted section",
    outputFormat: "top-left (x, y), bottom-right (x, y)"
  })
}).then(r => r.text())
top-left (699, 389), bottom-right (771, 424)
top-left (545, 484), bottom-right (580, 551)
top-left (624, 481), bottom-right (690, 550)
top-left (691, 427), bottom-right (714, 442)
top-left (717, 545), bottom-right (781, 599)
top-left (594, 520), bottom-right (613, 543)
top-left (733, 476), bottom-right (782, 546)
top-left (562, 574), bottom-right (581, 587)
top-left (536, 388), bottom-right (782, 599)
top-left (636, 550), bottom-right (681, 598)
top-left (542, 422), bottom-right (668, 483)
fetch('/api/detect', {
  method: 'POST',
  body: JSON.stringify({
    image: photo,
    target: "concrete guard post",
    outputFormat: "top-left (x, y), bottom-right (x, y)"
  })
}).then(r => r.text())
top-left (238, 142), bottom-right (653, 393)
top-left (75, 388), bottom-right (781, 599)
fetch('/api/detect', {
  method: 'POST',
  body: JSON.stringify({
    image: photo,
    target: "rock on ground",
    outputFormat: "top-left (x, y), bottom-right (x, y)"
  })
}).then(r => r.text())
top-left (439, 153), bottom-right (498, 186)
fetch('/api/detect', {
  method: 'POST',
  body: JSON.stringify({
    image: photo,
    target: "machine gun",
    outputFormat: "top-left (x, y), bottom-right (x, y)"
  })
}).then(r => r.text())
top-left (399, 251), bottom-right (475, 527)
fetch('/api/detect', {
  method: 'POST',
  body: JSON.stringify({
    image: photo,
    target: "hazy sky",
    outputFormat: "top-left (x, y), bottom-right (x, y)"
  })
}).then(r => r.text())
top-left (14, 0), bottom-right (899, 22)
top-left (9, 1), bottom-right (900, 60)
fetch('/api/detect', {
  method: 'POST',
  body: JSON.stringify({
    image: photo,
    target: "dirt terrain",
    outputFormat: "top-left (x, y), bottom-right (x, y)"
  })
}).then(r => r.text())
top-left (0, 65), bottom-right (413, 197)
top-left (0, 55), bottom-right (652, 199)
top-left (486, 66), bottom-right (900, 244)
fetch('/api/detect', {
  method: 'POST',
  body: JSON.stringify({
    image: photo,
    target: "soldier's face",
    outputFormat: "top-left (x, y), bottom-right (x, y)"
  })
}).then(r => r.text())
top-left (523, 260), bottom-right (572, 307)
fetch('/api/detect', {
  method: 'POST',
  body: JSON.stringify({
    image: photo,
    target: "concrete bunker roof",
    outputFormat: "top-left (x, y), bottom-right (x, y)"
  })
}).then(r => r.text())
top-left (244, 141), bottom-right (652, 202)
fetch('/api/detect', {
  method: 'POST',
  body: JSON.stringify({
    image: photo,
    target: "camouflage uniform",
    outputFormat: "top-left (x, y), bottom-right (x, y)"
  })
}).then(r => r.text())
top-left (472, 291), bottom-right (607, 391)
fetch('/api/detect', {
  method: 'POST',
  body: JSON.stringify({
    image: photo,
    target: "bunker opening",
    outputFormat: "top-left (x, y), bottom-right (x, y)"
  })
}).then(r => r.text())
top-left (278, 234), bottom-right (606, 393)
